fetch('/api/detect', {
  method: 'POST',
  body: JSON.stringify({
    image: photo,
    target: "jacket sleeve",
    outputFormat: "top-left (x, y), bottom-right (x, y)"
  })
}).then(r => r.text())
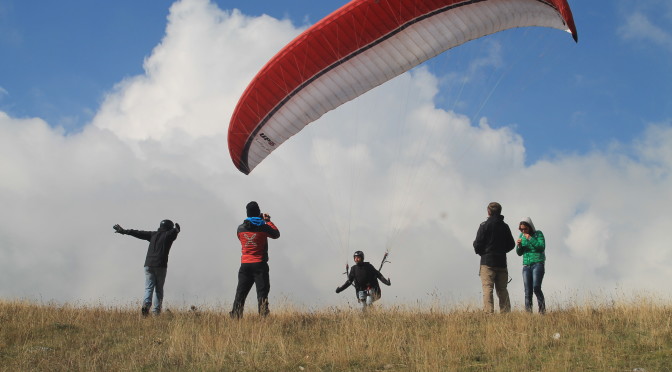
top-left (473, 222), bottom-right (486, 255)
top-left (167, 227), bottom-right (180, 241)
top-left (264, 221), bottom-right (280, 239)
top-left (336, 268), bottom-right (354, 293)
top-left (125, 229), bottom-right (153, 241)
top-left (522, 230), bottom-right (545, 253)
top-left (377, 270), bottom-right (391, 286)
top-left (504, 224), bottom-right (515, 253)
top-left (336, 280), bottom-right (352, 293)
top-left (516, 233), bottom-right (524, 256)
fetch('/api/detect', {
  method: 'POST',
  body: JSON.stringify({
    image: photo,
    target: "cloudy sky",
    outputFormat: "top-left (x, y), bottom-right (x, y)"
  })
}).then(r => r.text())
top-left (1, 0), bottom-right (671, 312)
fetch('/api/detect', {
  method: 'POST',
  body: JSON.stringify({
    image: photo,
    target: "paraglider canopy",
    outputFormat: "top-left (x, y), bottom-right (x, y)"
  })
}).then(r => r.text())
top-left (227, 0), bottom-right (578, 174)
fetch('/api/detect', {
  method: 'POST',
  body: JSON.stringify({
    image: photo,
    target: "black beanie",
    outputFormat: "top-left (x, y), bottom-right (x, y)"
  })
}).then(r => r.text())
top-left (246, 201), bottom-right (261, 217)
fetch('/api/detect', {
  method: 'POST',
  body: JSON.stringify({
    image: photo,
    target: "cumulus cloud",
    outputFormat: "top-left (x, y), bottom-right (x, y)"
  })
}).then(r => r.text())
top-left (1, 0), bottom-right (671, 312)
top-left (93, 0), bottom-right (301, 141)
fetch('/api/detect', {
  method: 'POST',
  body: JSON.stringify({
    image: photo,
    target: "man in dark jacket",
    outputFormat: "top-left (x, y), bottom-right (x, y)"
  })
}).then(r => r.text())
top-left (473, 202), bottom-right (515, 313)
top-left (230, 201), bottom-right (280, 319)
top-left (113, 220), bottom-right (180, 316)
top-left (336, 251), bottom-right (391, 309)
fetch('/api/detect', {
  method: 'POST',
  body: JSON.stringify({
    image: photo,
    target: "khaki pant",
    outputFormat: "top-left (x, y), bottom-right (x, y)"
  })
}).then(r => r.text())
top-left (480, 265), bottom-right (511, 313)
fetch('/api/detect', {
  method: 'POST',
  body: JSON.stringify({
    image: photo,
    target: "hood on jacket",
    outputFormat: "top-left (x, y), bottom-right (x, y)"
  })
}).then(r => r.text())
top-left (519, 217), bottom-right (536, 234)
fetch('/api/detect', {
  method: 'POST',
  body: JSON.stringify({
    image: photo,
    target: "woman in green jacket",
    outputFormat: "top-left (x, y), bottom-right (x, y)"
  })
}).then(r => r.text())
top-left (516, 217), bottom-right (546, 313)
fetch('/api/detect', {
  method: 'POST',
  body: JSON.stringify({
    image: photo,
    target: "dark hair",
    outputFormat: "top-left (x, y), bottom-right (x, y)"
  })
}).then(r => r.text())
top-left (519, 221), bottom-right (535, 234)
top-left (487, 202), bottom-right (502, 216)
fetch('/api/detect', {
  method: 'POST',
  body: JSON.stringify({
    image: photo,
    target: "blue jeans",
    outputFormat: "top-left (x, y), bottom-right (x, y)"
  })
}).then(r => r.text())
top-left (522, 263), bottom-right (545, 313)
top-left (144, 266), bottom-right (167, 314)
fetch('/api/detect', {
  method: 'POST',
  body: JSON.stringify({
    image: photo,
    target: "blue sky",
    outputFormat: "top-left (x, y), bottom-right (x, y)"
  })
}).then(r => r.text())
top-left (1, 0), bottom-right (671, 309)
top-left (1, 0), bottom-right (670, 162)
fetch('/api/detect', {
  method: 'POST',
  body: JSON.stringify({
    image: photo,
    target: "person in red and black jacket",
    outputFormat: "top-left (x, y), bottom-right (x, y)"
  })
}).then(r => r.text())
top-left (229, 201), bottom-right (280, 319)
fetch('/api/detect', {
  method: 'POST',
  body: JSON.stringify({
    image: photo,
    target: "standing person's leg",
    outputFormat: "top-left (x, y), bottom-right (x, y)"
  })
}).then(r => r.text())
top-left (152, 267), bottom-right (168, 315)
top-left (143, 266), bottom-right (156, 316)
top-left (494, 267), bottom-right (511, 313)
top-left (231, 264), bottom-right (255, 319)
top-left (522, 265), bottom-right (533, 312)
top-left (479, 265), bottom-right (496, 313)
top-left (532, 263), bottom-right (546, 314)
top-left (253, 262), bottom-right (271, 317)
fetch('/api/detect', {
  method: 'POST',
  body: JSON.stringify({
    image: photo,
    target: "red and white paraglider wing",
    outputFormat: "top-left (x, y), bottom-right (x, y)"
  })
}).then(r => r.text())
top-left (227, 0), bottom-right (577, 174)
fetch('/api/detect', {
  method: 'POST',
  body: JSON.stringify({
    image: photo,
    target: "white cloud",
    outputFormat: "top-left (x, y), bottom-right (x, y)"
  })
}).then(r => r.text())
top-left (635, 122), bottom-right (672, 170)
top-left (92, 0), bottom-right (301, 141)
top-left (565, 212), bottom-right (610, 266)
top-left (619, 11), bottom-right (672, 50)
top-left (1, 0), bottom-right (671, 312)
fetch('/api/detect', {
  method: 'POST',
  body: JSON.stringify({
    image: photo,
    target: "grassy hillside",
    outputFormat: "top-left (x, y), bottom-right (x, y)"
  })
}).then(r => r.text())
top-left (1, 299), bottom-right (670, 371)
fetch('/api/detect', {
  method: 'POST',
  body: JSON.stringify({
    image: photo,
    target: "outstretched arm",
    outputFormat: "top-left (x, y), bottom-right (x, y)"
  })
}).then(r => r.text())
top-left (116, 226), bottom-right (152, 241)
top-left (377, 271), bottom-right (391, 286)
top-left (335, 280), bottom-right (352, 293)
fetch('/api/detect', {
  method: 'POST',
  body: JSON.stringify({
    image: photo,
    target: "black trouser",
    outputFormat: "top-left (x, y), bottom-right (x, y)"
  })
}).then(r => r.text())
top-left (230, 262), bottom-right (270, 318)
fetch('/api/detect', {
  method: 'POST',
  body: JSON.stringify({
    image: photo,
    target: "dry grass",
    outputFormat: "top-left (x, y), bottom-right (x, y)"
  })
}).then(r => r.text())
top-left (1, 299), bottom-right (671, 371)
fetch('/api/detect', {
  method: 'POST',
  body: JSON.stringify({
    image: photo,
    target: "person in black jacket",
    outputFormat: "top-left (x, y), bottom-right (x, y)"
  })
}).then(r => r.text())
top-left (113, 219), bottom-right (180, 316)
top-left (336, 251), bottom-right (391, 309)
top-left (473, 202), bottom-right (515, 313)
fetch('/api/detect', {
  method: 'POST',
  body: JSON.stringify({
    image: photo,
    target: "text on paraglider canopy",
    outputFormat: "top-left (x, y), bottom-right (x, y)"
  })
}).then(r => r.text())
top-left (259, 133), bottom-right (275, 146)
